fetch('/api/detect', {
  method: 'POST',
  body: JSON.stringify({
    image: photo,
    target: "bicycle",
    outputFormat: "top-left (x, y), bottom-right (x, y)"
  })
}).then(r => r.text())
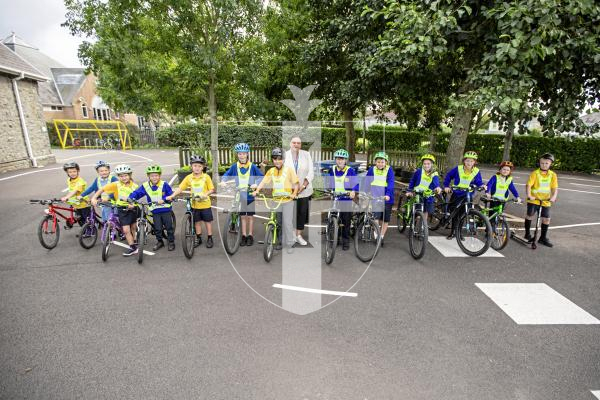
top-left (173, 195), bottom-right (205, 259)
top-left (397, 188), bottom-right (434, 259)
top-left (318, 189), bottom-right (353, 265)
top-left (429, 185), bottom-right (493, 257)
top-left (221, 183), bottom-right (252, 256)
top-left (254, 194), bottom-right (288, 262)
top-left (30, 199), bottom-right (79, 249)
top-left (78, 204), bottom-right (104, 249)
top-left (479, 197), bottom-right (520, 251)
top-left (99, 202), bottom-right (125, 262)
top-left (353, 193), bottom-right (385, 262)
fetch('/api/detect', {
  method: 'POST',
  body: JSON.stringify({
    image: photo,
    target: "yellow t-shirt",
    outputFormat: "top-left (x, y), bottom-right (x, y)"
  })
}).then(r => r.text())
top-left (102, 181), bottom-right (139, 206)
top-left (66, 176), bottom-right (88, 209)
top-left (527, 169), bottom-right (558, 205)
top-left (261, 166), bottom-right (299, 196)
top-left (179, 173), bottom-right (214, 209)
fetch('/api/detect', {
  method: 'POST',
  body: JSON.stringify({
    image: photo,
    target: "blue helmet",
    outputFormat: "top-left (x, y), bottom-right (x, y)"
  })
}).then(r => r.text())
top-left (95, 160), bottom-right (110, 170)
top-left (234, 142), bottom-right (250, 153)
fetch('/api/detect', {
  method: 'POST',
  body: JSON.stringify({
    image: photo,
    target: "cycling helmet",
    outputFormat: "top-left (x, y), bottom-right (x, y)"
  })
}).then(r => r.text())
top-left (271, 148), bottom-right (284, 159)
top-left (95, 160), bottom-right (110, 170)
top-left (63, 162), bottom-right (80, 171)
top-left (190, 155), bottom-right (206, 165)
top-left (499, 161), bottom-right (514, 170)
top-left (540, 153), bottom-right (555, 162)
top-left (420, 153), bottom-right (436, 163)
top-left (463, 151), bottom-right (478, 160)
top-left (374, 151), bottom-right (389, 162)
top-left (334, 149), bottom-right (349, 159)
top-left (234, 142), bottom-right (250, 153)
top-left (114, 164), bottom-right (133, 175)
top-left (145, 165), bottom-right (162, 174)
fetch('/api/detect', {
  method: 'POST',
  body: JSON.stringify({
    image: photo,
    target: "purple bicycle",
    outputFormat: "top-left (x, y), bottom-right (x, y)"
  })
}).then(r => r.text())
top-left (78, 205), bottom-right (104, 249)
top-left (99, 202), bottom-right (126, 262)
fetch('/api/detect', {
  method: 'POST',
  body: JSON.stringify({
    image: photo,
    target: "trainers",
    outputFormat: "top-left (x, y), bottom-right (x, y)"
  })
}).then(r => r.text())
top-left (380, 238), bottom-right (385, 247)
top-left (240, 236), bottom-right (247, 247)
top-left (152, 241), bottom-right (165, 251)
top-left (194, 236), bottom-right (202, 248)
top-left (168, 242), bottom-right (175, 251)
top-left (246, 235), bottom-right (254, 246)
top-left (295, 235), bottom-right (308, 246)
top-left (123, 246), bottom-right (138, 256)
top-left (446, 233), bottom-right (455, 240)
top-left (538, 237), bottom-right (553, 247)
top-left (206, 236), bottom-right (214, 248)
top-left (524, 233), bottom-right (533, 242)
top-left (275, 241), bottom-right (282, 251)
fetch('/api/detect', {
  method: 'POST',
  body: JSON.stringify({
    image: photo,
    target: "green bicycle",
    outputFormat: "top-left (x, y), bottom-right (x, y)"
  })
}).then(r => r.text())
top-left (397, 188), bottom-right (435, 259)
top-left (479, 197), bottom-right (519, 251)
top-left (255, 194), bottom-right (288, 262)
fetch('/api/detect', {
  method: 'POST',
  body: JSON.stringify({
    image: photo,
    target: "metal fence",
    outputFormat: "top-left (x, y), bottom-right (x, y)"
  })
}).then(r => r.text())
top-left (179, 146), bottom-right (336, 167)
top-left (366, 150), bottom-right (447, 174)
top-left (137, 127), bottom-right (157, 146)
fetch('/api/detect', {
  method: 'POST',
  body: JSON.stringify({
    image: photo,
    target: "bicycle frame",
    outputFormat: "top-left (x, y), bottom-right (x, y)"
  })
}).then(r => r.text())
top-left (256, 194), bottom-right (287, 244)
top-left (100, 203), bottom-right (124, 243)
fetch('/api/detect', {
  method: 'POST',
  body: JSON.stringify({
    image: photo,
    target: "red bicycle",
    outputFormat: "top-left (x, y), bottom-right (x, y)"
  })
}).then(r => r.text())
top-left (30, 199), bottom-right (79, 249)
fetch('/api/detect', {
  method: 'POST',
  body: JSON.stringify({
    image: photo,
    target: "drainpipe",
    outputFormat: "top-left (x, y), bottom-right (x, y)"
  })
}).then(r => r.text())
top-left (12, 72), bottom-right (38, 167)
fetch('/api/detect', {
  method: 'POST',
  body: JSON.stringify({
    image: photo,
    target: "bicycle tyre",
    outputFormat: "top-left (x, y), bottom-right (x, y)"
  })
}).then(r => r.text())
top-left (491, 216), bottom-right (510, 251)
top-left (354, 219), bottom-right (380, 262)
top-left (396, 195), bottom-right (408, 234)
top-left (78, 221), bottom-right (98, 249)
top-left (101, 226), bottom-right (111, 262)
top-left (223, 212), bottom-right (242, 255)
top-left (263, 224), bottom-right (275, 262)
top-left (409, 210), bottom-right (428, 260)
top-left (324, 216), bottom-right (338, 265)
top-left (137, 221), bottom-right (145, 264)
top-left (428, 194), bottom-right (445, 231)
top-left (456, 209), bottom-right (492, 257)
top-left (182, 212), bottom-right (194, 259)
top-left (38, 215), bottom-right (60, 250)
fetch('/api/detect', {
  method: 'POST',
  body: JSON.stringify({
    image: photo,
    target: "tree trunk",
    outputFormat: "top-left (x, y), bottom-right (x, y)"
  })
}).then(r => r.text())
top-left (208, 75), bottom-right (219, 182)
top-left (428, 126), bottom-right (437, 152)
top-left (343, 108), bottom-right (356, 162)
top-left (445, 107), bottom-right (474, 170)
top-left (503, 119), bottom-right (515, 161)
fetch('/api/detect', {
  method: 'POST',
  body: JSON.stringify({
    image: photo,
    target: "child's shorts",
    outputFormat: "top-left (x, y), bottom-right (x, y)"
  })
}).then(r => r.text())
top-left (527, 203), bottom-right (551, 218)
top-left (75, 207), bottom-right (91, 226)
top-left (240, 199), bottom-right (255, 216)
top-left (193, 208), bottom-right (214, 222)
top-left (118, 207), bottom-right (140, 226)
top-left (374, 203), bottom-right (393, 223)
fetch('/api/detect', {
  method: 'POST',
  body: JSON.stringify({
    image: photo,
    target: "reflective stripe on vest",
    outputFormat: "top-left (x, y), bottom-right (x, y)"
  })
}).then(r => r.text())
top-left (116, 181), bottom-right (138, 206)
top-left (531, 169), bottom-right (553, 198)
top-left (190, 175), bottom-right (206, 196)
top-left (372, 166), bottom-right (389, 187)
top-left (237, 162), bottom-right (252, 189)
top-left (493, 175), bottom-right (513, 200)
top-left (416, 168), bottom-right (436, 191)
top-left (334, 166), bottom-right (350, 193)
top-left (143, 181), bottom-right (171, 211)
top-left (272, 168), bottom-right (288, 196)
top-left (457, 165), bottom-right (479, 189)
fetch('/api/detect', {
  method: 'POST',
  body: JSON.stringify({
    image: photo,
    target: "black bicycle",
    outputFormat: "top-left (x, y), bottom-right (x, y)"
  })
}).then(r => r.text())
top-left (397, 188), bottom-right (434, 259)
top-left (320, 190), bottom-right (353, 265)
top-left (221, 183), bottom-right (252, 256)
top-left (354, 193), bottom-right (385, 262)
top-left (429, 185), bottom-right (493, 257)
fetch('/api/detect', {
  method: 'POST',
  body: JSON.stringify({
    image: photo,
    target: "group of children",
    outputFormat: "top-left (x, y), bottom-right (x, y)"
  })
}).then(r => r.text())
top-left (56, 142), bottom-right (559, 258)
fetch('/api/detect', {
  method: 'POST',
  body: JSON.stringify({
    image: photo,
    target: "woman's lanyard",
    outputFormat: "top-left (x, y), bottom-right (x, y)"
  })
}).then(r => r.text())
top-left (293, 152), bottom-right (299, 173)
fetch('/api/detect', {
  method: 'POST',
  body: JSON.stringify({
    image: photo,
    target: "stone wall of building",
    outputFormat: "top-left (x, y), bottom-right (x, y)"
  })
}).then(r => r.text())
top-left (0, 75), bottom-right (56, 173)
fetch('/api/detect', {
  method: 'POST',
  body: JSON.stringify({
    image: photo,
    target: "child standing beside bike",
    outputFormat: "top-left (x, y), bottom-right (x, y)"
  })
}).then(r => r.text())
top-left (219, 143), bottom-right (263, 247)
top-left (60, 162), bottom-right (91, 227)
top-left (91, 164), bottom-right (140, 256)
top-left (525, 153), bottom-right (558, 247)
top-left (80, 161), bottom-right (118, 222)
top-left (407, 154), bottom-right (442, 218)
top-left (167, 156), bottom-right (215, 249)
top-left (485, 161), bottom-right (521, 206)
top-left (443, 151), bottom-right (485, 240)
top-left (328, 149), bottom-right (358, 251)
top-left (364, 151), bottom-right (395, 247)
top-left (128, 165), bottom-right (175, 252)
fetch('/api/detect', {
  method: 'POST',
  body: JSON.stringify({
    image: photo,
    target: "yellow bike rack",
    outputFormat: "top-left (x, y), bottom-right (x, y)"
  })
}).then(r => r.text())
top-left (53, 119), bottom-right (132, 150)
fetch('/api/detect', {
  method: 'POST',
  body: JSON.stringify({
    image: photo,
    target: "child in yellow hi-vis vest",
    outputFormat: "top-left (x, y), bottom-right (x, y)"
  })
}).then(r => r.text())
top-left (60, 162), bottom-right (90, 227)
top-left (525, 153), bottom-right (558, 247)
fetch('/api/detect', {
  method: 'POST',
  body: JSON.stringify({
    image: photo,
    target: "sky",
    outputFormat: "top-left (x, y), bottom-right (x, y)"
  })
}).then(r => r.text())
top-left (0, 0), bottom-right (85, 67)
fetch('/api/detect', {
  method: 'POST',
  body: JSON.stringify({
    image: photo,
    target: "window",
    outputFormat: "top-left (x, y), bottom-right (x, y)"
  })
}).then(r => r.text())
top-left (49, 105), bottom-right (63, 111)
top-left (81, 103), bottom-right (88, 118)
top-left (137, 116), bottom-right (146, 127)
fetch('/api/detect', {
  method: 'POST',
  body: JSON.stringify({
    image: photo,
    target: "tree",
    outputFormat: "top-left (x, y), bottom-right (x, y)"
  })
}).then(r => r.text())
top-left (63, 0), bottom-right (263, 180)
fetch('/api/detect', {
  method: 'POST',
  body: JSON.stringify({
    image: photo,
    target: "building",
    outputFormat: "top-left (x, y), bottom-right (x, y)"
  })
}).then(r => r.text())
top-left (0, 42), bottom-right (55, 172)
top-left (2, 33), bottom-right (140, 127)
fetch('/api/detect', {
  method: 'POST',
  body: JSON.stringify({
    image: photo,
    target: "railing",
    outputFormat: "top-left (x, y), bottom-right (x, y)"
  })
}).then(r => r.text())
top-left (179, 146), bottom-right (336, 167)
top-left (366, 150), bottom-right (447, 174)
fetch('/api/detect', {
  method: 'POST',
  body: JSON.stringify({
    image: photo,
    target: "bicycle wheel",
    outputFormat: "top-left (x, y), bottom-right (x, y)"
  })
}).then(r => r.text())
top-left (409, 210), bottom-right (428, 259)
top-left (78, 221), bottom-right (98, 249)
top-left (396, 195), bottom-right (408, 233)
top-left (491, 216), bottom-right (510, 251)
top-left (101, 226), bottom-right (111, 262)
top-left (354, 218), bottom-right (380, 262)
top-left (263, 223), bottom-right (275, 262)
top-left (324, 216), bottom-right (338, 265)
top-left (38, 215), bottom-right (60, 249)
top-left (137, 221), bottom-right (145, 264)
top-left (456, 209), bottom-right (492, 257)
top-left (182, 212), bottom-right (194, 259)
top-left (223, 212), bottom-right (242, 255)
top-left (428, 194), bottom-right (445, 231)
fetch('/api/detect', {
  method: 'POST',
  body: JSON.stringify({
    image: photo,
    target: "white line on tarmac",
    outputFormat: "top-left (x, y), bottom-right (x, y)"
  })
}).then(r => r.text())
top-left (570, 182), bottom-right (600, 188)
top-left (273, 284), bottom-right (357, 297)
top-left (591, 390), bottom-right (600, 399)
top-left (56, 151), bottom-right (108, 162)
top-left (513, 222), bottom-right (600, 231)
top-left (111, 240), bottom-right (155, 255)
top-left (117, 151), bottom-right (153, 162)
top-left (512, 182), bottom-right (600, 195)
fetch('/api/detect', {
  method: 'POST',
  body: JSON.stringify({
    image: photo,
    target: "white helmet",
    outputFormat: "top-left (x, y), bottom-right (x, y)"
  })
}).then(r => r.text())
top-left (114, 164), bottom-right (132, 175)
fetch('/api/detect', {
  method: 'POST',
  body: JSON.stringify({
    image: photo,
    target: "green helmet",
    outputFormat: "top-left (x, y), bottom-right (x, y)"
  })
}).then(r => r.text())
top-left (145, 165), bottom-right (162, 174)
top-left (334, 148), bottom-right (349, 159)
top-left (421, 153), bottom-right (436, 163)
top-left (463, 151), bottom-right (478, 160)
top-left (374, 151), bottom-right (389, 162)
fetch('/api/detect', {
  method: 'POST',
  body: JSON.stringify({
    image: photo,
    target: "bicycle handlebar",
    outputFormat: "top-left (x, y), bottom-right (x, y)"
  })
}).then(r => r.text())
top-left (254, 193), bottom-right (289, 210)
top-left (30, 198), bottom-right (63, 205)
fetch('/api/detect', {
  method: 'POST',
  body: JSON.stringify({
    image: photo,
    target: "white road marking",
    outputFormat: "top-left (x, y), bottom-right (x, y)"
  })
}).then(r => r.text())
top-left (512, 222), bottom-right (600, 231)
top-left (512, 182), bottom-right (600, 195)
top-left (591, 390), bottom-right (600, 399)
top-left (0, 160), bottom-right (148, 182)
top-left (428, 236), bottom-right (504, 257)
top-left (117, 150), bottom-right (153, 162)
top-left (273, 284), bottom-right (357, 297)
top-left (111, 240), bottom-right (155, 255)
top-left (475, 283), bottom-right (600, 325)
top-left (168, 175), bottom-right (177, 186)
top-left (56, 151), bottom-right (108, 162)
top-left (570, 182), bottom-right (600, 188)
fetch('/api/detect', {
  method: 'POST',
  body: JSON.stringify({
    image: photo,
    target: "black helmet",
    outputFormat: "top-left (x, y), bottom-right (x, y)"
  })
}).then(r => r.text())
top-left (63, 162), bottom-right (80, 171)
top-left (271, 148), bottom-right (284, 159)
top-left (190, 155), bottom-right (206, 165)
top-left (540, 153), bottom-right (555, 162)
